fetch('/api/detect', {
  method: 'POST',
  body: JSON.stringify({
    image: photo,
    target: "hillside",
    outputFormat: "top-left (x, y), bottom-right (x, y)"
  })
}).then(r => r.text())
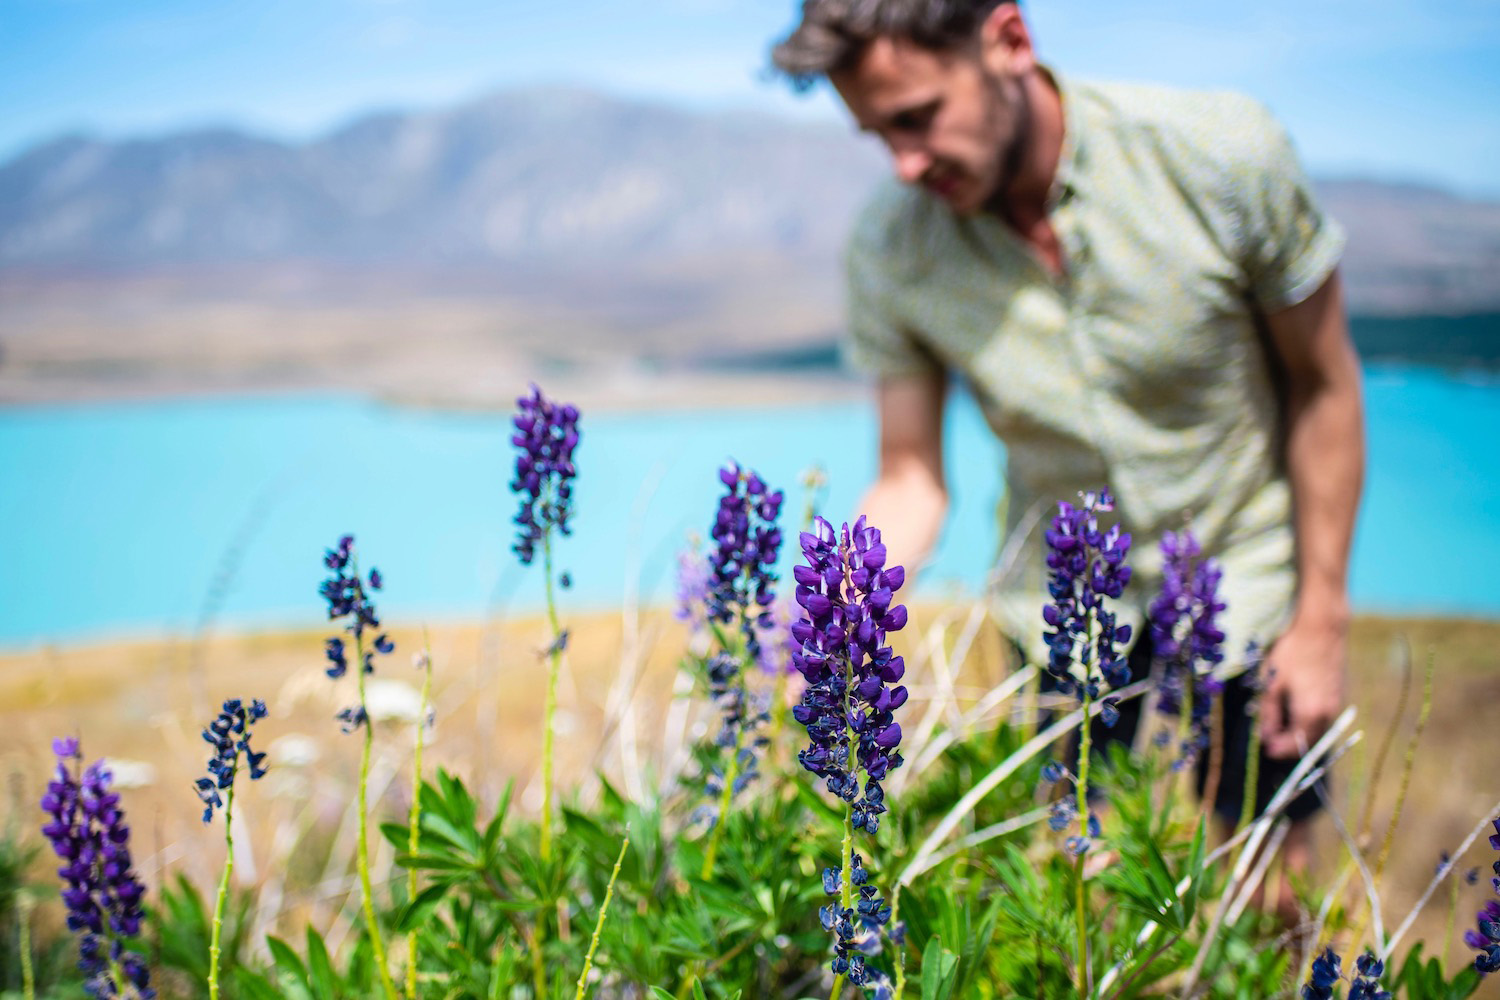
top-left (2, 87), bottom-right (1497, 403)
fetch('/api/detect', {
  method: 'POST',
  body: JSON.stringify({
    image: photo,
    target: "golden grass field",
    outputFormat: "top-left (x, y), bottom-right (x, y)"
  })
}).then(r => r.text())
top-left (3, 609), bottom-right (1498, 992)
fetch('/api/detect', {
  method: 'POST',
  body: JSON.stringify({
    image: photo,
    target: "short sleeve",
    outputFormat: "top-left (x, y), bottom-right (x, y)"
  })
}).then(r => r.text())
top-left (1227, 101), bottom-right (1345, 311)
top-left (842, 224), bottom-right (941, 378)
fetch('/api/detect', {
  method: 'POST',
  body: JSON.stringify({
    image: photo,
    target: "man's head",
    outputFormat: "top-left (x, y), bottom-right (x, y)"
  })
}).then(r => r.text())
top-left (772, 1), bottom-right (1042, 215)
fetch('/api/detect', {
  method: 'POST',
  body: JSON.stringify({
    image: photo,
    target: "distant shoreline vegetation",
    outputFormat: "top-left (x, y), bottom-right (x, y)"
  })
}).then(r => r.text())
top-left (698, 314), bottom-right (1500, 376)
top-left (1350, 313), bottom-right (1500, 371)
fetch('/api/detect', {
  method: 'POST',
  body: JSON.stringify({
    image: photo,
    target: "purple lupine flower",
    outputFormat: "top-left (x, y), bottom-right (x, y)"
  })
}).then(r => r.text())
top-left (40, 739), bottom-right (154, 999)
top-left (1465, 900), bottom-right (1500, 971)
top-left (195, 698), bottom-right (269, 823)
top-left (1147, 529), bottom-right (1227, 765)
top-left (1042, 490), bottom-right (1133, 702)
top-left (694, 465), bottom-right (785, 815)
top-left (320, 535), bottom-right (391, 730)
top-left (509, 384), bottom-right (580, 567)
top-left (1475, 819), bottom-right (1500, 974)
top-left (754, 598), bottom-right (800, 676)
top-left (674, 541), bottom-right (712, 630)
top-left (706, 463), bottom-right (785, 659)
top-left (791, 515), bottom-right (907, 988)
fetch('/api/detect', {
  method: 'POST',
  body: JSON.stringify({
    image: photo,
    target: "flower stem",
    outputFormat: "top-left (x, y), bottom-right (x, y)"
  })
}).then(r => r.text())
top-left (573, 834), bottom-right (629, 1000)
top-left (19, 891), bottom-right (35, 1000)
top-left (1075, 677), bottom-right (1093, 998)
top-left (1175, 676), bottom-right (1195, 814)
top-left (1239, 702), bottom-right (1263, 831)
top-left (830, 657), bottom-right (859, 1000)
top-left (356, 628), bottom-right (400, 1000)
top-left (700, 693), bottom-right (744, 881)
top-left (406, 633), bottom-right (434, 1000)
top-left (208, 783), bottom-right (236, 1000)
top-left (891, 884), bottom-right (906, 1000)
top-left (1443, 874), bottom-right (1458, 962)
top-left (540, 528), bottom-right (563, 863)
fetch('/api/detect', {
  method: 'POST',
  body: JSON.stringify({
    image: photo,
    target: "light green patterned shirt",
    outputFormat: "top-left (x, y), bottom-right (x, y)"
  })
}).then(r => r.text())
top-left (843, 72), bottom-right (1345, 667)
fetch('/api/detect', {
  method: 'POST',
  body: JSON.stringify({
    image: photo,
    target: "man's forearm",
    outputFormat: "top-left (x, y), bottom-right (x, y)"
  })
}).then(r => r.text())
top-left (1283, 327), bottom-right (1364, 629)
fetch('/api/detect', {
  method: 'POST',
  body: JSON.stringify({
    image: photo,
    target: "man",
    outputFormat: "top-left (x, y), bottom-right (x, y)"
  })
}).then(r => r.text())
top-left (771, 0), bottom-right (1364, 889)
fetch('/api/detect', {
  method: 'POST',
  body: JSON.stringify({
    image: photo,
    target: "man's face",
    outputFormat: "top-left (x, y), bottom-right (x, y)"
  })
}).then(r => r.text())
top-left (830, 34), bottom-right (1030, 215)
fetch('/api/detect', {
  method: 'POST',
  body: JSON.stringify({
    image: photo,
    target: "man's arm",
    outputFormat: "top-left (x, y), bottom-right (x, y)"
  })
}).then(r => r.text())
top-left (856, 370), bottom-right (950, 578)
top-left (1259, 268), bottom-right (1365, 759)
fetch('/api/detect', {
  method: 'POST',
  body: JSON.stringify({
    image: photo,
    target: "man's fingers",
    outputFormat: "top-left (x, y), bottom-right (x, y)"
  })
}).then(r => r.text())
top-left (1261, 687), bottom-right (1300, 759)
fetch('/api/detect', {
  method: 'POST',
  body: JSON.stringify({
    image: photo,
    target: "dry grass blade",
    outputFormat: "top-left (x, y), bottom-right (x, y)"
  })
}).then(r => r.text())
top-left (898, 677), bottom-right (1153, 887)
top-left (1379, 794), bottom-right (1500, 963)
top-left (1179, 707), bottom-right (1357, 995)
top-left (896, 664), bottom-right (1039, 795)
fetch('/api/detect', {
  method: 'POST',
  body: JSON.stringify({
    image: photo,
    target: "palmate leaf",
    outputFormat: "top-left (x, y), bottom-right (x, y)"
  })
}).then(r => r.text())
top-left (1100, 818), bottom-right (1206, 934)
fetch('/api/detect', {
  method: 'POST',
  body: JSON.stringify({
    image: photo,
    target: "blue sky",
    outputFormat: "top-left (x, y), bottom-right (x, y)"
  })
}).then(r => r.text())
top-left (3, 0), bottom-right (1498, 196)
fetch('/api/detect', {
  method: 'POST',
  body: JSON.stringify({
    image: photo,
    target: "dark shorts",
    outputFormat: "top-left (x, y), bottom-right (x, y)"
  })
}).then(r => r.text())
top-left (1034, 631), bottom-right (1323, 824)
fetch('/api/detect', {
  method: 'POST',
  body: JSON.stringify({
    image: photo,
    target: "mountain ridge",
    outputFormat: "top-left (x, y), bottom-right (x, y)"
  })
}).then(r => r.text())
top-left (4, 85), bottom-right (1499, 316)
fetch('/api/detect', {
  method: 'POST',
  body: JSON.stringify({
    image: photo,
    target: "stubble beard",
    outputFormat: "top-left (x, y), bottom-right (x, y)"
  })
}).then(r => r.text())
top-left (980, 75), bottom-right (1034, 218)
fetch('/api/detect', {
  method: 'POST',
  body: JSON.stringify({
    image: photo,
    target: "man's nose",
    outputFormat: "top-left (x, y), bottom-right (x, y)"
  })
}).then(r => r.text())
top-left (892, 146), bottom-right (931, 185)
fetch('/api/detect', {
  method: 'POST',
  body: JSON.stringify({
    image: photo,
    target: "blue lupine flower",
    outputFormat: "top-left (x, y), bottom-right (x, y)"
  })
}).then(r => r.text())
top-left (1148, 529), bottom-right (1227, 764)
top-left (1302, 947), bottom-right (1341, 1000)
top-left (1465, 900), bottom-right (1500, 974)
top-left (791, 515), bottom-right (907, 988)
top-left (320, 535), bottom-right (392, 730)
top-left (509, 384), bottom-right (580, 567)
top-left (40, 739), bottom-right (154, 999)
top-left (1349, 951), bottom-right (1390, 1000)
top-left (195, 698), bottom-right (269, 823)
top-left (1041, 491), bottom-right (1133, 701)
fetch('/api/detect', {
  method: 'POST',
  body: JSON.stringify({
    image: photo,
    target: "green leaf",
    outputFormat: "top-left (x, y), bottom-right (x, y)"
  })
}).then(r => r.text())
top-left (266, 935), bottom-right (311, 990)
top-left (305, 925), bottom-right (337, 999)
top-left (393, 881), bottom-right (453, 932)
top-left (920, 938), bottom-right (959, 1000)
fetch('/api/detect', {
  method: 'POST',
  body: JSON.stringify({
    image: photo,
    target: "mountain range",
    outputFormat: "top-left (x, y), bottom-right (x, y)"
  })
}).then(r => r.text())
top-left (1, 86), bottom-right (1497, 403)
top-left (5, 85), bottom-right (1500, 315)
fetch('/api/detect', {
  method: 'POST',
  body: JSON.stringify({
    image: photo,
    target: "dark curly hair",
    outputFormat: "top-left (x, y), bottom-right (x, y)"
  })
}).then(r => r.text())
top-left (770, 0), bottom-right (1014, 90)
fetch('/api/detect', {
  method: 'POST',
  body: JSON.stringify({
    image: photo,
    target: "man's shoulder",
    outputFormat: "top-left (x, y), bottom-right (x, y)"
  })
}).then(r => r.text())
top-left (1071, 76), bottom-right (1289, 175)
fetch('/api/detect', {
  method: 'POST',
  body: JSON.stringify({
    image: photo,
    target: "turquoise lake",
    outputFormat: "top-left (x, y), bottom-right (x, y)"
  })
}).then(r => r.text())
top-left (2, 362), bottom-right (1498, 648)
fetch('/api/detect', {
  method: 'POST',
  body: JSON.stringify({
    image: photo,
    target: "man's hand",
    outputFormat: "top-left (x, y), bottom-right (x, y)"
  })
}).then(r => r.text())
top-left (855, 371), bottom-right (950, 579)
top-left (1260, 614), bottom-right (1348, 759)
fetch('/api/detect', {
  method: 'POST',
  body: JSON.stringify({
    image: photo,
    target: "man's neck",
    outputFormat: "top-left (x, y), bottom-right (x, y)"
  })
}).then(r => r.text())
top-left (994, 69), bottom-right (1066, 227)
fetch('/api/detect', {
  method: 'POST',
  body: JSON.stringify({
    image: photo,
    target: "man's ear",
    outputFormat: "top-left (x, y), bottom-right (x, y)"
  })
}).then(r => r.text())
top-left (978, 2), bottom-right (1036, 76)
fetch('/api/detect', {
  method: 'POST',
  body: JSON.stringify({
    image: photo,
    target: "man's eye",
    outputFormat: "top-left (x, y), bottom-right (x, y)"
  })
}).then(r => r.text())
top-left (891, 106), bottom-right (937, 132)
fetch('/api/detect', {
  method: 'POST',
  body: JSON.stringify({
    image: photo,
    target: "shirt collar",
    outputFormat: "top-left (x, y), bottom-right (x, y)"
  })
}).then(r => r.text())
top-left (1041, 65), bottom-right (1086, 208)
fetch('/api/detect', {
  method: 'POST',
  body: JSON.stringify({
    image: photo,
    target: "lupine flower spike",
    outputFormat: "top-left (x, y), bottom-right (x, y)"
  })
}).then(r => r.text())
top-left (40, 738), bottom-right (154, 999)
top-left (1148, 529), bottom-right (1227, 770)
top-left (510, 382), bottom-right (580, 568)
top-left (1041, 489), bottom-right (1132, 995)
top-left (699, 463), bottom-right (784, 879)
top-left (320, 535), bottom-right (400, 1000)
top-left (509, 384), bottom-right (580, 866)
top-left (791, 515), bottom-right (907, 996)
top-left (1471, 818), bottom-right (1500, 974)
top-left (196, 699), bottom-right (268, 1000)
top-left (1301, 948), bottom-right (1390, 1000)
